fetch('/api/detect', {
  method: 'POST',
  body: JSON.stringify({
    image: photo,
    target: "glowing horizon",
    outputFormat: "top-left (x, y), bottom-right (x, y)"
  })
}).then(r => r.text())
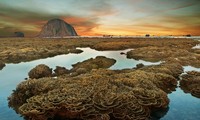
top-left (0, 0), bottom-right (200, 37)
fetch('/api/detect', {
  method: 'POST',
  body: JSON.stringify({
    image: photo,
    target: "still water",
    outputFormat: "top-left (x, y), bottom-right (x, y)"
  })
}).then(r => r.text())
top-left (0, 47), bottom-right (199, 120)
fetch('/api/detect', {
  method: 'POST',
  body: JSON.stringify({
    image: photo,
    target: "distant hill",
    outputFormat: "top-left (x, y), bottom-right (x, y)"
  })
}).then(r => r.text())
top-left (38, 19), bottom-right (78, 37)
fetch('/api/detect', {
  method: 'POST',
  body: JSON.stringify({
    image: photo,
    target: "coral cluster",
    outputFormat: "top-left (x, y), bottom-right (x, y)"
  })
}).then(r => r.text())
top-left (70, 56), bottom-right (116, 76)
top-left (53, 66), bottom-right (69, 76)
top-left (127, 46), bottom-right (200, 67)
top-left (8, 61), bottom-right (183, 120)
top-left (28, 64), bottom-right (52, 79)
top-left (0, 38), bottom-right (198, 64)
top-left (140, 62), bottom-right (183, 79)
top-left (28, 56), bottom-right (116, 79)
top-left (180, 71), bottom-right (200, 98)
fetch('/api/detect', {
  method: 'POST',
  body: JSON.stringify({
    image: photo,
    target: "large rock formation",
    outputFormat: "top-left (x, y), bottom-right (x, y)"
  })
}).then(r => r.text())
top-left (38, 19), bottom-right (78, 37)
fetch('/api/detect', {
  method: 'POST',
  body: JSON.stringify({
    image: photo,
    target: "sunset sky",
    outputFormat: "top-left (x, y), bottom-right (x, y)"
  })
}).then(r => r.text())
top-left (0, 0), bottom-right (200, 36)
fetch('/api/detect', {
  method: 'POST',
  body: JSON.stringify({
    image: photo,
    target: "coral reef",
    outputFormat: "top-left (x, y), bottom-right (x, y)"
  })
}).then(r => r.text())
top-left (139, 62), bottom-right (183, 79)
top-left (127, 46), bottom-right (200, 67)
top-left (0, 38), bottom-right (199, 63)
top-left (8, 62), bottom-right (183, 120)
top-left (92, 38), bottom-right (199, 51)
top-left (180, 71), bottom-right (200, 98)
top-left (28, 64), bottom-right (52, 79)
top-left (27, 56), bottom-right (116, 79)
top-left (4, 37), bottom-right (200, 119)
top-left (70, 56), bottom-right (116, 76)
top-left (136, 63), bottom-right (144, 69)
top-left (0, 60), bottom-right (5, 70)
top-left (68, 49), bottom-right (83, 54)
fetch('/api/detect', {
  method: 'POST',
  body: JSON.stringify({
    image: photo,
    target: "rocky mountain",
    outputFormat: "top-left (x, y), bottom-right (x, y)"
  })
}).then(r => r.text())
top-left (38, 19), bottom-right (78, 37)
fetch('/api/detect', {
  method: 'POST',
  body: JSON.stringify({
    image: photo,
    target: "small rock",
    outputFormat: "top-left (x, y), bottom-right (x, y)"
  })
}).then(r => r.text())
top-left (136, 63), bottom-right (144, 69)
top-left (120, 52), bottom-right (126, 55)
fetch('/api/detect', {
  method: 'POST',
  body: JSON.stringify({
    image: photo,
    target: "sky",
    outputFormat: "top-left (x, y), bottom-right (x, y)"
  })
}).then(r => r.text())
top-left (0, 0), bottom-right (200, 36)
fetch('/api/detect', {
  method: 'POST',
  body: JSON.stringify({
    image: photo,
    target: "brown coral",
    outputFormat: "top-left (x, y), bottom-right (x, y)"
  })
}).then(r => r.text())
top-left (140, 62), bottom-right (183, 79)
top-left (127, 46), bottom-right (200, 67)
top-left (180, 71), bottom-right (200, 98)
top-left (71, 56), bottom-right (116, 75)
top-left (8, 68), bottom-right (173, 120)
top-left (53, 66), bottom-right (69, 76)
top-left (28, 64), bottom-right (52, 79)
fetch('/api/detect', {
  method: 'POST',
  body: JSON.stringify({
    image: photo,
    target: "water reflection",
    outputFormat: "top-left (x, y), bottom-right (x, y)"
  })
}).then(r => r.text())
top-left (161, 66), bottom-right (200, 120)
top-left (151, 107), bottom-right (169, 120)
top-left (161, 88), bottom-right (200, 120)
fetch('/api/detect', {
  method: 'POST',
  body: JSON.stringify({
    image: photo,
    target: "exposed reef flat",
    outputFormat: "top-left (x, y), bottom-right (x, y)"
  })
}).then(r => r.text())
top-left (8, 58), bottom-right (183, 120)
top-left (27, 56), bottom-right (116, 79)
top-left (127, 46), bottom-right (200, 67)
top-left (70, 56), bottom-right (116, 76)
top-left (0, 38), bottom-right (199, 64)
top-left (180, 71), bottom-right (200, 98)
top-left (0, 38), bottom-right (83, 63)
top-left (3, 37), bottom-right (200, 119)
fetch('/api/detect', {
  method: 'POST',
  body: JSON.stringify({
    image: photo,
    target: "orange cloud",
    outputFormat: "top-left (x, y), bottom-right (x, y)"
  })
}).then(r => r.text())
top-left (62, 16), bottom-right (100, 36)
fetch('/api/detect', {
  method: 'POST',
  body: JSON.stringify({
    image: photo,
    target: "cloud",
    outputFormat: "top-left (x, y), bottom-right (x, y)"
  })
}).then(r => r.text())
top-left (62, 16), bottom-right (100, 35)
top-left (0, 0), bottom-right (199, 36)
top-left (0, 0), bottom-right (117, 36)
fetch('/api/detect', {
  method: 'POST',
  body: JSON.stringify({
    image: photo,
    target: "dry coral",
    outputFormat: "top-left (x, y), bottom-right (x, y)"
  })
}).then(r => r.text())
top-left (1, 38), bottom-right (198, 63)
top-left (70, 56), bottom-right (116, 76)
top-left (139, 62), bottom-right (183, 79)
top-left (180, 71), bottom-right (200, 98)
top-left (28, 64), bottom-right (53, 79)
top-left (53, 66), bottom-right (70, 76)
top-left (8, 65), bottom-right (182, 120)
top-left (127, 46), bottom-right (200, 67)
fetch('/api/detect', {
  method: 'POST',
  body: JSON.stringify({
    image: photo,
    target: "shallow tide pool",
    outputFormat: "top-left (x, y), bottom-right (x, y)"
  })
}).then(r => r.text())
top-left (0, 47), bottom-right (199, 120)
